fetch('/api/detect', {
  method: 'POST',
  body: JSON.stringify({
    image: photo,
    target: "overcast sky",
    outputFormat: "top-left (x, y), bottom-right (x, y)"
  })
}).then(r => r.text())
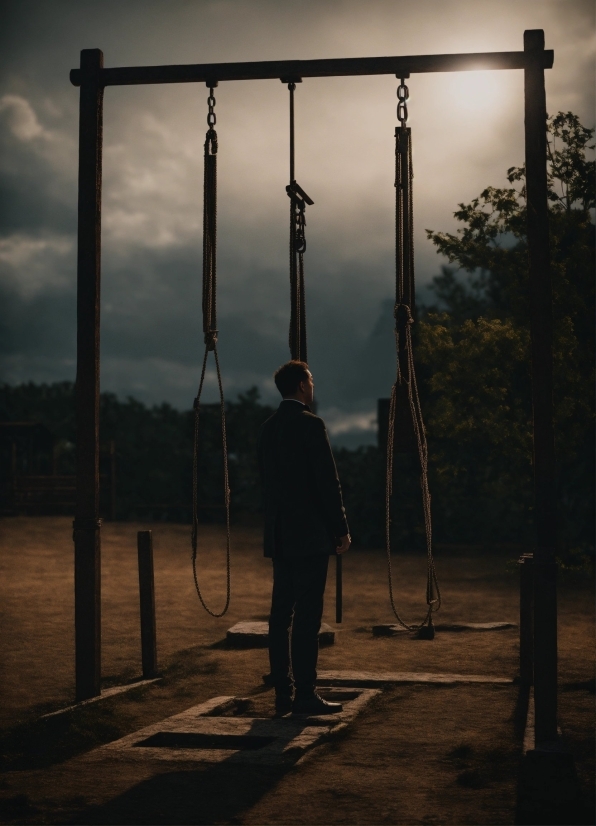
top-left (0, 0), bottom-right (594, 445)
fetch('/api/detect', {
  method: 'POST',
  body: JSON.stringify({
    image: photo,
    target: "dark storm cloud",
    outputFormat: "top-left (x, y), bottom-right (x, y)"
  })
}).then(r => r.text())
top-left (0, 281), bottom-right (75, 357)
top-left (0, 117), bottom-right (76, 236)
top-left (1, 0), bottom-right (594, 443)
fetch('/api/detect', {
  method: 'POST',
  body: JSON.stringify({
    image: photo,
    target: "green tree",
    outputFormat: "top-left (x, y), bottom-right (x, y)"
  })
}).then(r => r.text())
top-left (420, 112), bottom-right (594, 560)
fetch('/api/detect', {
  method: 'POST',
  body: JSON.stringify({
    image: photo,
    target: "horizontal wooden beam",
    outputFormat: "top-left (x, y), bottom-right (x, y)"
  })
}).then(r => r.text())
top-left (70, 49), bottom-right (553, 87)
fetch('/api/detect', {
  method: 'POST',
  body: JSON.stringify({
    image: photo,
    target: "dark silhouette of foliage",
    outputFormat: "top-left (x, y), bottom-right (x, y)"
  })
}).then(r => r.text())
top-left (0, 382), bottom-right (275, 522)
top-left (420, 111), bottom-right (594, 563)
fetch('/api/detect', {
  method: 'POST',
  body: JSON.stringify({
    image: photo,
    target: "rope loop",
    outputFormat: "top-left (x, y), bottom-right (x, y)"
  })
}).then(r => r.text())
top-left (394, 302), bottom-right (414, 327)
top-left (385, 98), bottom-right (441, 634)
top-left (190, 86), bottom-right (231, 618)
top-left (191, 342), bottom-right (231, 618)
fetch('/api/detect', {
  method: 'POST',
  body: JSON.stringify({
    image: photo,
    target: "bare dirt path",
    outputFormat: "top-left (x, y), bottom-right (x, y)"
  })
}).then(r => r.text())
top-left (0, 517), bottom-right (593, 824)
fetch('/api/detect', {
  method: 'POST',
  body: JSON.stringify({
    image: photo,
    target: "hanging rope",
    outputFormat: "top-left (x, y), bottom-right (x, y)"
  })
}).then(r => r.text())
top-left (191, 84), bottom-right (231, 618)
top-left (285, 80), bottom-right (313, 361)
top-left (385, 78), bottom-right (441, 634)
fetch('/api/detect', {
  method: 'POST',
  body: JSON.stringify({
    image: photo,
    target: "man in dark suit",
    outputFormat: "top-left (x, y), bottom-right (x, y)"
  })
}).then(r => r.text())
top-left (258, 360), bottom-right (351, 716)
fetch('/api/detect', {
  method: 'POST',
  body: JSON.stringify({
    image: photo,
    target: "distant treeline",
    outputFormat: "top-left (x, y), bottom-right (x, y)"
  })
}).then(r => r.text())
top-left (0, 368), bottom-right (593, 566)
top-left (0, 381), bottom-right (382, 542)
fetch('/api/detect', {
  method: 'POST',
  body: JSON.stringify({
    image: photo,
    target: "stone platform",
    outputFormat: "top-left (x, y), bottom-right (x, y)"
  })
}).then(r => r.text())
top-left (317, 669), bottom-right (513, 686)
top-left (80, 669), bottom-right (512, 769)
top-left (226, 620), bottom-right (335, 648)
top-left (82, 687), bottom-right (379, 767)
top-left (372, 621), bottom-right (516, 636)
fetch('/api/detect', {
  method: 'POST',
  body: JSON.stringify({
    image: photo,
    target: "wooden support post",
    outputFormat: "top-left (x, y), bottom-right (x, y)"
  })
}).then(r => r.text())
top-left (335, 554), bottom-right (343, 624)
top-left (519, 553), bottom-right (534, 685)
top-left (109, 440), bottom-right (116, 520)
top-left (74, 48), bottom-right (104, 702)
top-left (137, 531), bottom-right (158, 678)
top-left (523, 29), bottom-right (558, 745)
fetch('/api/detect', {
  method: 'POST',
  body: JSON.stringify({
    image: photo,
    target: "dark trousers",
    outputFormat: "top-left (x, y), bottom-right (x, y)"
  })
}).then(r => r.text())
top-left (268, 554), bottom-right (329, 696)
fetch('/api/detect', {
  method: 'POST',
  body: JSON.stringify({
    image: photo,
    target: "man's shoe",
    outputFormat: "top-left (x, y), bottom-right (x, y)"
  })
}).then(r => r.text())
top-left (274, 693), bottom-right (293, 715)
top-left (292, 692), bottom-right (343, 716)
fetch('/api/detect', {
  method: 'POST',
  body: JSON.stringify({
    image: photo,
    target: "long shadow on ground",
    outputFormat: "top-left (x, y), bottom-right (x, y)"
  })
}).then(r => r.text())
top-left (69, 762), bottom-right (289, 825)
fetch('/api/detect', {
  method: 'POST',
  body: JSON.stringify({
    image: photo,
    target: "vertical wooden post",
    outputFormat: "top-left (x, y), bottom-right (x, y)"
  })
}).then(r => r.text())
top-left (137, 531), bottom-right (158, 678)
top-left (519, 553), bottom-right (534, 685)
top-left (524, 29), bottom-right (558, 745)
top-left (73, 48), bottom-right (104, 702)
top-left (109, 440), bottom-right (116, 520)
top-left (335, 554), bottom-right (343, 624)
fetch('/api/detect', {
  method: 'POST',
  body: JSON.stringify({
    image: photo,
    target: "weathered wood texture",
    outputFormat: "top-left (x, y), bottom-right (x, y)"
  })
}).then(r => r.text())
top-left (137, 530), bottom-right (158, 678)
top-left (70, 49), bottom-right (554, 88)
top-left (74, 48), bottom-right (104, 702)
top-left (336, 554), bottom-right (343, 625)
top-left (523, 29), bottom-right (558, 745)
top-left (518, 553), bottom-right (534, 686)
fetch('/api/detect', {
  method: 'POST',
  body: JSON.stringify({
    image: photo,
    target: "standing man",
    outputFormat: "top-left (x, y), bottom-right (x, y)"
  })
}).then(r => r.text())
top-left (258, 360), bottom-right (351, 716)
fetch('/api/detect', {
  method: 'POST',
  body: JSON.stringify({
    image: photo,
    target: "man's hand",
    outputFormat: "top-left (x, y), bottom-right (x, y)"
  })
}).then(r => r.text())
top-left (336, 534), bottom-right (351, 554)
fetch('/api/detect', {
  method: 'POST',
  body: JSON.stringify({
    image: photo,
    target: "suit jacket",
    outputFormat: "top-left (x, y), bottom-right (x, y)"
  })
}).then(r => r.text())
top-left (258, 399), bottom-right (349, 558)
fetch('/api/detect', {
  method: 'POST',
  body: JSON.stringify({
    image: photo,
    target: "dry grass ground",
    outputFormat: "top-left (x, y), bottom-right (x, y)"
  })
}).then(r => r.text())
top-left (0, 516), bottom-right (593, 825)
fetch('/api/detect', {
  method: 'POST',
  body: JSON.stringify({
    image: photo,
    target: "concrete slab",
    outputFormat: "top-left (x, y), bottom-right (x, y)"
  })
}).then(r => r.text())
top-left (372, 621), bottom-right (516, 636)
top-left (317, 669), bottom-right (513, 686)
top-left (226, 621), bottom-right (335, 648)
top-left (83, 687), bottom-right (379, 766)
top-left (41, 678), bottom-right (162, 719)
top-left (436, 621), bottom-right (516, 632)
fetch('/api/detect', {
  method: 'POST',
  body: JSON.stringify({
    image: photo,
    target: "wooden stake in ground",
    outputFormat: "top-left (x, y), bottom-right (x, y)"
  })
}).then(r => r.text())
top-left (137, 530), bottom-right (158, 679)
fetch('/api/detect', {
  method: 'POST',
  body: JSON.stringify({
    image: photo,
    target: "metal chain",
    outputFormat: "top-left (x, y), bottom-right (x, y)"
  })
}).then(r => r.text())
top-left (202, 89), bottom-right (218, 350)
top-left (397, 78), bottom-right (409, 126)
top-left (191, 86), bottom-right (231, 618)
top-left (207, 89), bottom-right (217, 128)
top-left (385, 79), bottom-right (441, 632)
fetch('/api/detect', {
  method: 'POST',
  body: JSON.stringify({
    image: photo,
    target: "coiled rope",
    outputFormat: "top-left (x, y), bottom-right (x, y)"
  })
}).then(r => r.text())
top-left (385, 80), bottom-right (441, 633)
top-left (191, 85), bottom-right (231, 617)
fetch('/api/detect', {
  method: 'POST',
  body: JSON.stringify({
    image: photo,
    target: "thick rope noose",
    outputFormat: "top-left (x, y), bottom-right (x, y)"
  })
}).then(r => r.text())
top-left (385, 79), bottom-right (441, 634)
top-left (285, 81), bottom-right (313, 361)
top-left (191, 85), bottom-right (231, 618)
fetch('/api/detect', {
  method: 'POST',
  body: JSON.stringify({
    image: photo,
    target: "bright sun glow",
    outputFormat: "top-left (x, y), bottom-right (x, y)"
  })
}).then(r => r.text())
top-left (447, 70), bottom-right (510, 116)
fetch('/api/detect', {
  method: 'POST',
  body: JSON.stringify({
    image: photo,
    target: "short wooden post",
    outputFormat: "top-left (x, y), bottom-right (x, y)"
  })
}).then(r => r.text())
top-left (137, 530), bottom-right (158, 678)
top-left (335, 554), bottom-right (343, 624)
top-left (519, 553), bottom-right (534, 685)
top-left (109, 440), bottom-right (116, 520)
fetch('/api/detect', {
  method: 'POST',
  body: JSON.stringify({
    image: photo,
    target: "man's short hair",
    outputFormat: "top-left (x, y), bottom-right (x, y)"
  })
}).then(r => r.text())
top-left (274, 360), bottom-right (310, 397)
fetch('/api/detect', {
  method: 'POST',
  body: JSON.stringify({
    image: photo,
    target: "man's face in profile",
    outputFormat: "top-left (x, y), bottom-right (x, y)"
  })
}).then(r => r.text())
top-left (302, 370), bottom-right (314, 406)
